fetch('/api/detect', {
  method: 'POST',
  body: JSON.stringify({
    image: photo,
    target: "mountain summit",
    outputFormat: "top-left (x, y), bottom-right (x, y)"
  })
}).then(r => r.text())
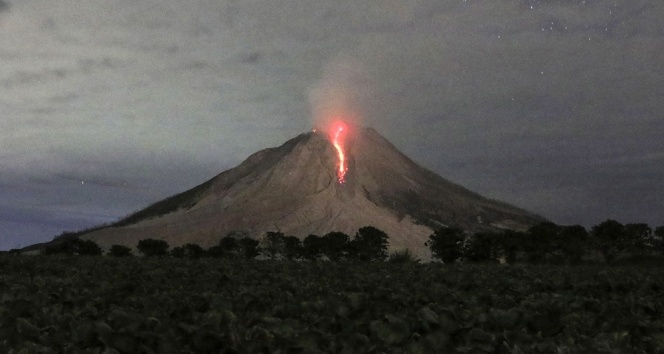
top-left (79, 125), bottom-right (543, 257)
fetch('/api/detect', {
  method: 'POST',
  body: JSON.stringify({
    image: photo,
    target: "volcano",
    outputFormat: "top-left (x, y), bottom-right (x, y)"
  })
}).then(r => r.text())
top-left (76, 125), bottom-right (543, 258)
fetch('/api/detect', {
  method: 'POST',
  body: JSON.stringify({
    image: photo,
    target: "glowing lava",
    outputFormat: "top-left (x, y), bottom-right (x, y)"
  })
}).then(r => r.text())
top-left (330, 121), bottom-right (348, 184)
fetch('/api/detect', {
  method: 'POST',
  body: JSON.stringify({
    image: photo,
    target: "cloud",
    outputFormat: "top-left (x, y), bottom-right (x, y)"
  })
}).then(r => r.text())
top-left (308, 56), bottom-right (374, 133)
top-left (1, 0), bottom-right (663, 249)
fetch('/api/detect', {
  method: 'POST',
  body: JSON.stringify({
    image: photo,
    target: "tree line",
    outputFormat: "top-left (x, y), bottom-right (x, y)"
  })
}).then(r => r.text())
top-left (428, 220), bottom-right (664, 264)
top-left (24, 219), bottom-right (664, 264)
top-left (35, 226), bottom-right (394, 262)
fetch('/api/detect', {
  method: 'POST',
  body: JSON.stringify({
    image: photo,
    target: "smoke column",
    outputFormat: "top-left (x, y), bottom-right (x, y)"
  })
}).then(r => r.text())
top-left (309, 57), bottom-right (372, 183)
top-left (308, 56), bottom-right (371, 134)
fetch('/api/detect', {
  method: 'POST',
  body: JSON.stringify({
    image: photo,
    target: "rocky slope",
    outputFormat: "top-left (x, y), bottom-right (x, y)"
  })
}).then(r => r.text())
top-left (77, 126), bottom-right (544, 258)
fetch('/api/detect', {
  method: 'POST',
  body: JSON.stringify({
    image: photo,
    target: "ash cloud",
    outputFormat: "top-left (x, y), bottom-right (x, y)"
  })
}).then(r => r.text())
top-left (308, 57), bottom-right (374, 134)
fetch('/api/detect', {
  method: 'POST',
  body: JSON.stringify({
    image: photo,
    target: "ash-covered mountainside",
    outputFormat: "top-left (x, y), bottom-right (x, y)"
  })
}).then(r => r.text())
top-left (68, 126), bottom-right (543, 256)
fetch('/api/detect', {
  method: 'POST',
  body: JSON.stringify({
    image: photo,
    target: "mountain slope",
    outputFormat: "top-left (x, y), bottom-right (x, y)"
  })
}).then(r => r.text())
top-left (76, 126), bottom-right (543, 257)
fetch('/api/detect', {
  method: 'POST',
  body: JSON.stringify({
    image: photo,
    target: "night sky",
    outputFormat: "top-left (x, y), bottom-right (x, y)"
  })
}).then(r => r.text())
top-left (1, 0), bottom-right (663, 250)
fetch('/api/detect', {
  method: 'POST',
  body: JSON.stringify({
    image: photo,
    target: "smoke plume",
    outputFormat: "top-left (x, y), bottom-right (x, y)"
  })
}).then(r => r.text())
top-left (308, 56), bottom-right (372, 134)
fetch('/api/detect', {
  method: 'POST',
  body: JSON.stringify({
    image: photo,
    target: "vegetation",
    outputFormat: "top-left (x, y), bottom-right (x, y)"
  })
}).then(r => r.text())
top-left (261, 231), bottom-right (286, 260)
top-left (42, 238), bottom-right (102, 256)
top-left (8, 219), bottom-right (664, 352)
top-left (282, 235), bottom-right (303, 261)
top-left (170, 243), bottom-right (205, 259)
top-left (301, 234), bottom-right (323, 260)
top-left (36, 220), bottom-right (664, 266)
top-left (387, 249), bottom-right (420, 264)
top-left (108, 245), bottom-right (132, 257)
top-left (238, 237), bottom-right (260, 259)
top-left (348, 226), bottom-right (389, 262)
top-left (319, 231), bottom-right (350, 262)
top-left (254, 227), bottom-right (390, 262)
top-left (216, 236), bottom-right (240, 258)
top-left (426, 227), bottom-right (465, 263)
top-left (2, 255), bottom-right (663, 353)
top-left (207, 233), bottom-right (258, 259)
top-left (136, 239), bottom-right (169, 257)
top-left (427, 220), bottom-right (664, 265)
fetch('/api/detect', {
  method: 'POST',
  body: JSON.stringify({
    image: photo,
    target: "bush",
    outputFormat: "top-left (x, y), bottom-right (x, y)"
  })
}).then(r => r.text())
top-left (136, 239), bottom-right (169, 257)
top-left (3, 256), bottom-right (664, 352)
top-left (108, 245), bottom-right (132, 257)
top-left (206, 245), bottom-right (224, 258)
top-left (43, 239), bottom-right (103, 256)
top-left (320, 232), bottom-right (350, 262)
top-left (426, 227), bottom-right (465, 264)
top-left (215, 236), bottom-right (240, 258)
top-left (239, 238), bottom-right (260, 259)
top-left (349, 226), bottom-right (389, 262)
top-left (464, 232), bottom-right (500, 263)
top-left (387, 249), bottom-right (420, 264)
top-left (170, 246), bottom-right (186, 258)
top-left (261, 232), bottom-right (285, 260)
top-left (282, 236), bottom-right (302, 261)
top-left (170, 244), bottom-right (204, 258)
top-left (301, 235), bottom-right (322, 261)
top-left (655, 226), bottom-right (664, 255)
top-left (76, 239), bottom-right (103, 256)
top-left (183, 243), bottom-right (204, 258)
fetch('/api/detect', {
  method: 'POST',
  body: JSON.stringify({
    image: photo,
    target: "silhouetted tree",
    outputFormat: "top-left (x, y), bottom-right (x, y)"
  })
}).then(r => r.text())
top-left (426, 227), bottom-right (465, 263)
top-left (348, 226), bottom-right (389, 262)
top-left (282, 236), bottom-right (302, 261)
top-left (624, 223), bottom-right (652, 253)
top-left (559, 225), bottom-right (589, 263)
top-left (301, 235), bottom-right (322, 261)
top-left (206, 245), bottom-right (224, 258)
top-left (43, 238), bottom-right (102, 256)
top-left (239, 237), bottom-right (260, 259)
top-left (77, 239), bottom-right (103, 256)
top-left (170, 246), bottom-right (186, 258)
top-left (525, 222), bottom-right (562, 263)
top-left (218, 236), bottom-right (240, 258)
top-left (496, 230), bottom-right (526, 264)
top-left (320, 232), bottom-right (350, 262)
top-left (183, 243), bottom-right (204, 258)
top-left (262, 231), bottom-right (285, 259)
top-left (42, 240), bottom-right (71, 255)
top-left (171, 244), bottom-right (204, 258)
top-left (464, 231), bottom-right (501, 263)
top-left (655, 226), bottom-right (664, 255)
top-left (592, 220), bottom-right (626, 262)
top-left (137, 239), bottom-right (169, 257)
top-left (207, 235), bottom-right (241, 258)
top-left (108, 245), bottom-right (132, 257)
top-left (387, 249), bottom-right (420, 264)
top-left (655, 226), bottom-right (664, 239)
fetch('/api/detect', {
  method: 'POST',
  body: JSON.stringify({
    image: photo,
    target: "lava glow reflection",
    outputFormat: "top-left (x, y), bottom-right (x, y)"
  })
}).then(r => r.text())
top-left (330, 121), bottom-right (348, 184)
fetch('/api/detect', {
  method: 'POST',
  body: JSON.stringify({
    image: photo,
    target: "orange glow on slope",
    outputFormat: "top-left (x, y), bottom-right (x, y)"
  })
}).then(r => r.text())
top-left (330, 121), bottom-right (348, 184)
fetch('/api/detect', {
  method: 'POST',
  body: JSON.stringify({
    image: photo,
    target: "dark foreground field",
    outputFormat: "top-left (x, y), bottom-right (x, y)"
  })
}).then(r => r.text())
top-left (1, 256), bottom-right (663, 353)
